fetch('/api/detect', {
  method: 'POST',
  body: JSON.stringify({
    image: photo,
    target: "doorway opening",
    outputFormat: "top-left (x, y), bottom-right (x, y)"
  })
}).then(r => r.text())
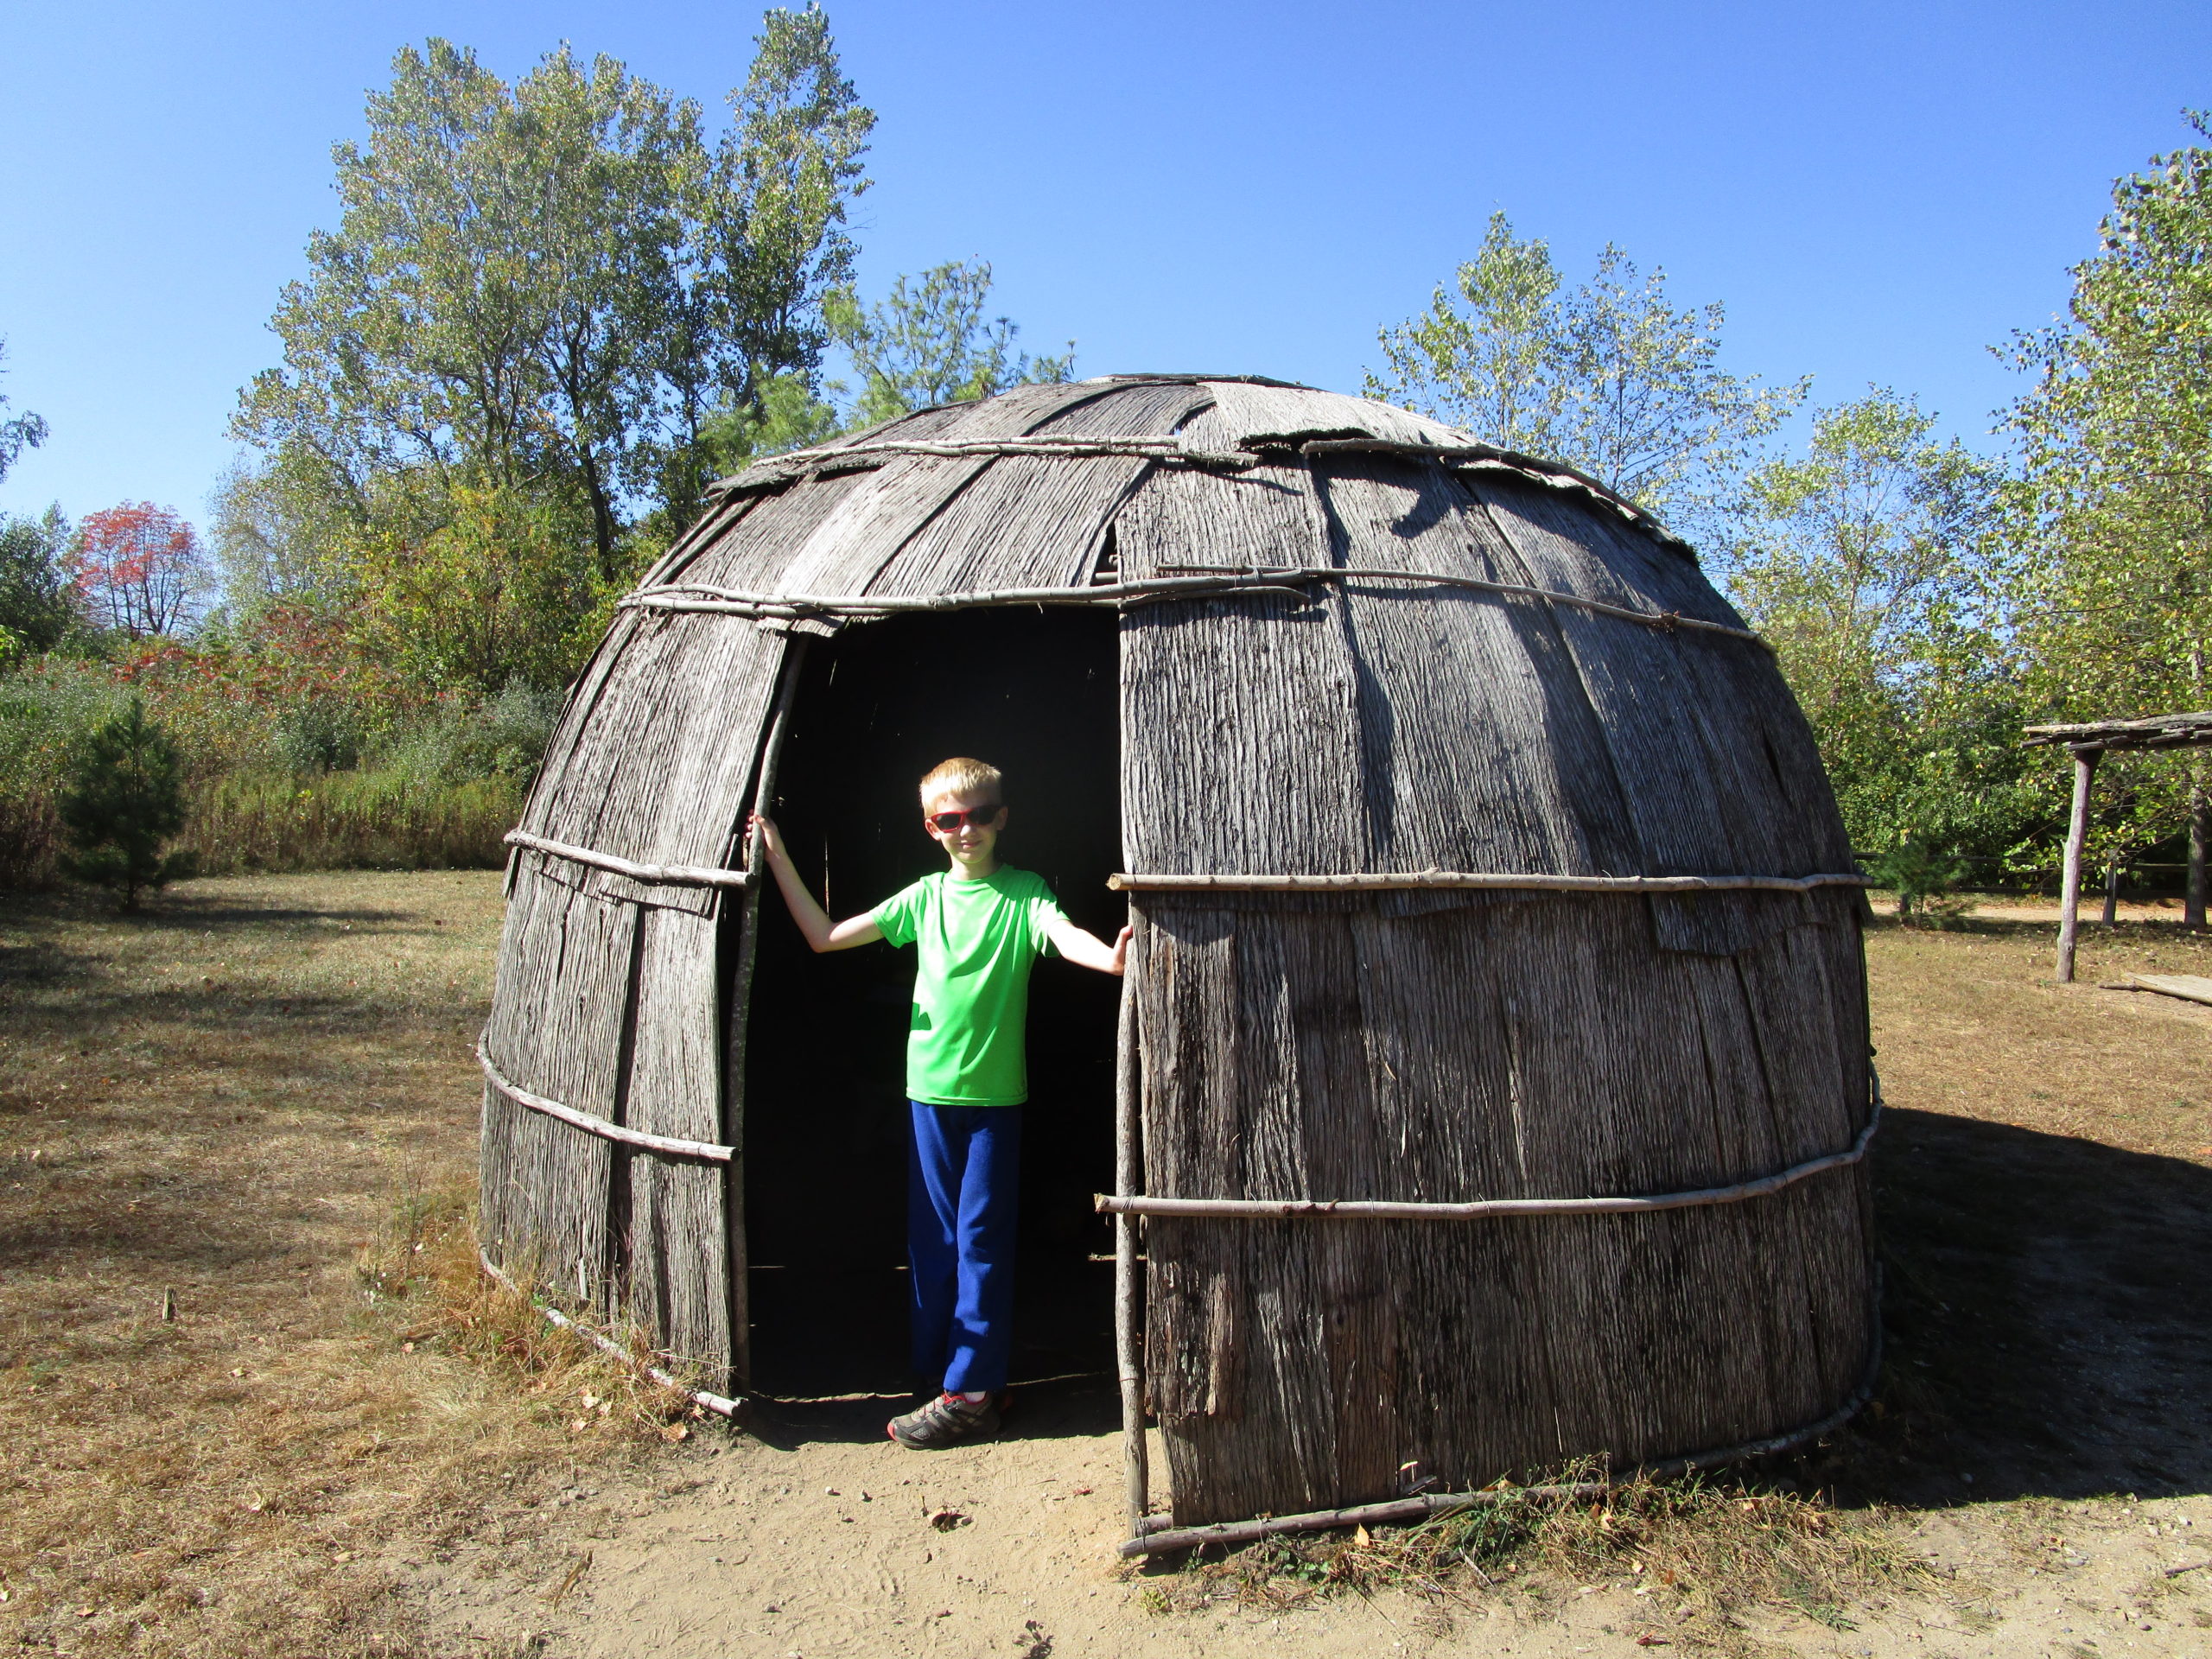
top-left (740, 608), bottom-right (1123, 1402)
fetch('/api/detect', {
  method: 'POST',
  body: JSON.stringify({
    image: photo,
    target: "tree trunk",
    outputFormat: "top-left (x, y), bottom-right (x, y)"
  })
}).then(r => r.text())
top-left (2101, 861), bottom-right (2121, 928)
top-left (582, 461), bottom-right (620, 587)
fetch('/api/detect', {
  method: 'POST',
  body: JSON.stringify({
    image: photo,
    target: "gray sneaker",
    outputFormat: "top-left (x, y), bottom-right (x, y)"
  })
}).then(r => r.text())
top-left (888, 1391), bottom-right (1001, 1449)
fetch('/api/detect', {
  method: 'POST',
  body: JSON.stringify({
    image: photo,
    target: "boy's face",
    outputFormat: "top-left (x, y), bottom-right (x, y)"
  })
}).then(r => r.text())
top-left (922, 787), bottom-right (1006, 865)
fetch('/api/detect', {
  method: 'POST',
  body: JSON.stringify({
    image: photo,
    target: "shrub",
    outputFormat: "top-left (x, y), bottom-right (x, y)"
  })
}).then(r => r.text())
top-left (1865, 837), bottom-right (1973, 926)
top-left (382, 681), bottom-right (561, 787)
top-left (270, 700), bottom-right (370, 774)
top-left (57, 695), bottom-right (194, 910)
top-left (0, 659), bottom-right (129, 887)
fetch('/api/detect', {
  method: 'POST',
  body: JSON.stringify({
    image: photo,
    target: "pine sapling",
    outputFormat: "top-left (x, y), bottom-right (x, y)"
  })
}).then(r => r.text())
top-left (59, 695), bottom-right (194, 912)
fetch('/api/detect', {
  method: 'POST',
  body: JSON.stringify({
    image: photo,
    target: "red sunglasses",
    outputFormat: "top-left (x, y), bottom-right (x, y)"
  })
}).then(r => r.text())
top-left (925, 805), bottom-right (1002, 832)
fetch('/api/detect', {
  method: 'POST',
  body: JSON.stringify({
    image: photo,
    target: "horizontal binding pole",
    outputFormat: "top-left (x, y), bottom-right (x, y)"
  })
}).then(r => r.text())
top-left (1119, 1325), bottom-right (1883, 1558)
top-left (506, 829), bottom-right (752, 890)
top-left (714, 433), bottom-right (1253, 486)
top-left (1125, 1483), bottom-right (1605, 1559)
top-left (1097, 1106), bottom-right (1878, 1221)
top-left (617, 568), bottom-right (1767, 645)
top-left (619, 569), bottom-right (1328, 618)
top-left (1107, 869), bottom-right (1872, 894)
top-left (479, 1039), bottom-right (735, 1164)
top-left (478, 1249), bottom-right (741, 1418)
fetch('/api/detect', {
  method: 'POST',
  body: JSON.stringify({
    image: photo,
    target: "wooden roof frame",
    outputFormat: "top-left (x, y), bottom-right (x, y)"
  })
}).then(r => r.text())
top-left (2023, 711), bottom-right (2212, 982)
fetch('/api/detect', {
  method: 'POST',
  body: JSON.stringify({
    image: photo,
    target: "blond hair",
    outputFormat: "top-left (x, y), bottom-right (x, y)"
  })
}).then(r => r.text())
top-left (918, 757), bottom-right (1002, 806)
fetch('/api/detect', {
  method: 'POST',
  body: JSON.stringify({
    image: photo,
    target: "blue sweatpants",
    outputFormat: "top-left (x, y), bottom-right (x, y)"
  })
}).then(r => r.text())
top-left (906, 1102), bottom-right (1022, 1394)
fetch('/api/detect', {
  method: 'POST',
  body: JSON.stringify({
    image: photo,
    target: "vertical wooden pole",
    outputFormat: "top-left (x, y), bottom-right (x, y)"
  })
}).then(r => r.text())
top-left (2190, 775), bottom-right (2209, 932)
top-left (1114, 944), bottom-right (1149, 1540)
top-left (721, 636), bottom-right (810, 1390)
top-left (2190, 651), bottom-right (2208, 931)
top-left (2056, 746), bottom-right (2098, 983)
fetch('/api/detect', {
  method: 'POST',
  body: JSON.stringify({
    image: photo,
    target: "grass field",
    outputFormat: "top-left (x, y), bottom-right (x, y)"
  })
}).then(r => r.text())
top-left (1, 876), bottom-right (2208, 1656)
top-left (0, 873), bottom-right (673, 1659)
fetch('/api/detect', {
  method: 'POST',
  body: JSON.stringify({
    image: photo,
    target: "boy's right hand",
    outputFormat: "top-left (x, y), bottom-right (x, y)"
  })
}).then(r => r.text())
top-left (747, 811), bottom-right (786, 863)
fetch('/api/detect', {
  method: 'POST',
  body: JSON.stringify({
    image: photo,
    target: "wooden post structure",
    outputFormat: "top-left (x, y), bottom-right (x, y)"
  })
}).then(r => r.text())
top-left (2056, 747), bottom-right (2098, 983)
top-left (2190, 652), bottom-right (2208, 931)
top-left (1113, 950), bottom-right (1149, 1537)
top-left (2027, 712), bottom-right (2212, 975)
top-left (722, 636), bottom-right (810, 1387)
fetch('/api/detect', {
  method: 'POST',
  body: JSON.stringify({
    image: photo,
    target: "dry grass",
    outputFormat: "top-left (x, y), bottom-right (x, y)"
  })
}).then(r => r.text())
top-left (1138, 1466), bottom-right (1929, 1648)
top-left (1863, 900), bottom-right (2212, 1161)
top-left (0, 873), bottom-right (674, 1658)
top-left (181, 774), bottom-right (520, 879)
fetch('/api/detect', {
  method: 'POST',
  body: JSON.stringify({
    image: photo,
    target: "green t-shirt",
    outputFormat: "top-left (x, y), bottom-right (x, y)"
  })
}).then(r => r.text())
top-left (869, 866), bottom-right (1067, 1106)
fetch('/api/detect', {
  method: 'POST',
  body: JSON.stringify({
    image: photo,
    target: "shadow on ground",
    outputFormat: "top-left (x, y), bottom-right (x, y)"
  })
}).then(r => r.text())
top-left (741, 1254), bottom-right (1122, 1447)
top-left (1807, 1106), bottom-right (2212, 1508)
top-left (741, 1374), bottom-right (1122, 1452)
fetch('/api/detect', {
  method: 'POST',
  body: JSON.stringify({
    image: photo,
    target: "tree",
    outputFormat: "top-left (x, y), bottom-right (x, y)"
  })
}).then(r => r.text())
top-left (347, 483), bottom-right (594, 695)
top-left (654, 7), bottom-right (875, 529)
top-left (827, 261), bottom-right (1074, 426)
top-left (206, 454), bottom-right (353, 620)
top-left (232, 10), bottom-right (874, 588)
top-left (58, 696), bottom-right (193, 912)
top-left (1369, 212), bottom-right (1805, 531)
top-left (2001, 111), bottom-right (2212, 921)
top-left (67, 504), bottom-right (207, 638)
top-left (696, 370), bottom-right (842, 476)
top-left (0, 506), bottom-right (76, 657)
top-left (1719, 390), bottom-right (2024, 866)
top-left (0, 337), bottom-right (46, 485)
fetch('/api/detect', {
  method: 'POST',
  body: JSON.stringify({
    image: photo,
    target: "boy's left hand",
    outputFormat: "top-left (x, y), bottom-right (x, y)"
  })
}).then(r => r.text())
top-left (1109, 925), bottom-right (1132, 976)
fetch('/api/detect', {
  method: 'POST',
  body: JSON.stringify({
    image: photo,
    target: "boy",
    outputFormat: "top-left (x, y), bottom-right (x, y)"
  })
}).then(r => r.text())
top-left (750, 758), bottom-right (1128, 1448)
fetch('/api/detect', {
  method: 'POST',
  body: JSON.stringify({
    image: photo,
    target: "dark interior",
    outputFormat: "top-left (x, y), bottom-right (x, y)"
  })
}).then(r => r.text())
top-left (740, 609), bottom-right (1123, 1400)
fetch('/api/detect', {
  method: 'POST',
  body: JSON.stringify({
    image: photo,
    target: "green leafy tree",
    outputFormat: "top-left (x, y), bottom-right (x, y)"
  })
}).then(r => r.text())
top-left (654, 8), bottom-right (875, 529)
top-left (232, 9), bottom-right (873, 611)
top-left (348, 483), bottom-right (594, 696)
top-left (0, 506), bottom-right (76, 658)
top-left (59, 696), bottom-right (193, 912)
top-left (1369, 212), bottom-right (1805, 531)
top-left (0, 337), bottom-right (46, 485)
top-left (2000, 111), bottom-right (2212, 918)
top-left (696, 370), bottom-right (843, 476)
top-left (207, 455), bottom-right (348, 620)
top-left (1720, 390), bottom-right (2026, 868)
top-left (827, 261), bottom-right (1074, 425)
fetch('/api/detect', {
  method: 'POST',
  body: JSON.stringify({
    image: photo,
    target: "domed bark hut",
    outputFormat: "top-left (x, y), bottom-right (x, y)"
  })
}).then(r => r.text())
top-left (479, 374), bottom-right (1878, 1536)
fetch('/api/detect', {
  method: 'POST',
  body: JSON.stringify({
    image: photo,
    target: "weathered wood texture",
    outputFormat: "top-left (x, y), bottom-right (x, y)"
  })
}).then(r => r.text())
top-left (484, 378), bottom-right (1874, 1496)
top-left (482, 378), bottom-right (1209, 1392)
top-left (1118, 443), bottom-right (1871, 1524)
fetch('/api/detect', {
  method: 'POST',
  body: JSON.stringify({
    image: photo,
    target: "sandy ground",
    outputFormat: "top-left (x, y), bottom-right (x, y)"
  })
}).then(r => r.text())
top-left (387, 1428), bottom-right (2212, 1659)
top-left (403, 1446), bottom-right (2212, 1659)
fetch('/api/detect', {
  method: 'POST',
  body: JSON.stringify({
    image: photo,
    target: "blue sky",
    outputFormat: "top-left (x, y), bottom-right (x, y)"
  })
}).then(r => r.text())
top-left (0, 0), bottom-right (2205, 529)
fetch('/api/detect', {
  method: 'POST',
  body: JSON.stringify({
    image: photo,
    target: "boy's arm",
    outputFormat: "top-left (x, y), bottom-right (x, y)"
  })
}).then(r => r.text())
top-left (748, 813), bottom-right (883, 952)
top-left (1044, 912), bottom-right (1131, 976)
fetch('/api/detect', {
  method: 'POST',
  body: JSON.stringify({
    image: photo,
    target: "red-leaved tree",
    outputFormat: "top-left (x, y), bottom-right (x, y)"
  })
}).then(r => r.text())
top-left (67, 503), bottom-right (206, 637)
